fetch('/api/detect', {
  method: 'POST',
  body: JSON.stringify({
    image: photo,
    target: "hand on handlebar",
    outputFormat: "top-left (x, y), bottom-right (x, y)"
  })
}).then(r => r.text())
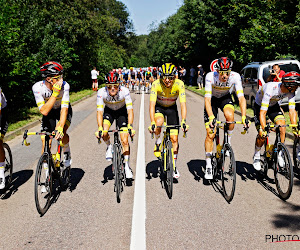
top-left (55, 126), bottom-right (64, 140)
top-left (181, 119), bottom-right (189, 132)
top-left (128, 124), bottom-right (135, 137)
top-left (148, 121), bottom-right (156, 133)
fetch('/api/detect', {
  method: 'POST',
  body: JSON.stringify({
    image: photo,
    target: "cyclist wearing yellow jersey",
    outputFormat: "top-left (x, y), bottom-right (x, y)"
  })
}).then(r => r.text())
top-left (204, 57), bottom-right (248, 180)
top-left (148, 63), bottom-right (189, 179)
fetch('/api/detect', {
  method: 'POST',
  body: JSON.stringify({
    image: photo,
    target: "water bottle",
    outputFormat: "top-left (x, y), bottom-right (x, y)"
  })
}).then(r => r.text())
top-left (266, 144), bottom-right (274, 158)
top-left (216, 144), bottom-right (222, 158)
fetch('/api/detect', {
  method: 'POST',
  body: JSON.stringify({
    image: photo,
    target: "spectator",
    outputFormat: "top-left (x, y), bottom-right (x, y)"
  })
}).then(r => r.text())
top-left (197, 64), bottom-right (204, 89)
top-left (91, 66), bottom-right (99, 91)
top-left (267, 64), bottom-right (285, 82)
top-left (189, 66), bottom-right (196, 87)
top-left (179, 66), bottom-right (186, 82)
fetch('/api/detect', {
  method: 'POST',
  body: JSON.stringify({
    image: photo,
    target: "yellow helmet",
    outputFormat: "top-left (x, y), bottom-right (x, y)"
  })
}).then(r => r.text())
top-left (130, 67), bottom-right (133, 70)
top-left (161, 63), bottom-right (176, 76)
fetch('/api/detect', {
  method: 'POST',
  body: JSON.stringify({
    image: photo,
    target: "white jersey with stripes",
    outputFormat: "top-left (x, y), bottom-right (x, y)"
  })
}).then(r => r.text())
top-left (255, 81), bottom-right (295, 111)
top-left (205, 71), bottom-right (244, 98)
top-left (32, 81), bottom-right (70, 110)
top-left (0, 88), bottom-right (7, 110)
top-left (97, 86), bottom-right (133, 111)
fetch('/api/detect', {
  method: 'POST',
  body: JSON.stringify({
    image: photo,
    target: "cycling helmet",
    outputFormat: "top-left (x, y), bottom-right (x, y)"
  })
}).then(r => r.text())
top-left (160, 63), bottom-right (176, 76)
top-left (40, 61), bottom-right (63, 78)
top-left (130, 67), bottom-right (133, 70)
top-left (216, 57), bottom-right (233, 71)
top-left (105, 71), bottom-right (119, 84)
top-left (282, 72), bottom-right (300, 87)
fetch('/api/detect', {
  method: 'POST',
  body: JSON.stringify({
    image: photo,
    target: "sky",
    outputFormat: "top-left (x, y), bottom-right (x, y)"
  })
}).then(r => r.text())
top-left (120, 0), bottom-right (183, 35)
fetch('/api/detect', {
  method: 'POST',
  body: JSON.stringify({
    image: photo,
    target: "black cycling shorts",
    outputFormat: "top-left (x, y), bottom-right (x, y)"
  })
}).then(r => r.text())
top-left (253, 102), bottom-right (284, 130)
top-left (103, 105), bottom-right (128, 128)
top-left (155, 104), bottom-right (179, 126)
top-left (0, 107), bottom-right (9, 137)
top-left (204, 94), bottom-right (234, 124)
top-left (41, 105), bottom-right (73, 132)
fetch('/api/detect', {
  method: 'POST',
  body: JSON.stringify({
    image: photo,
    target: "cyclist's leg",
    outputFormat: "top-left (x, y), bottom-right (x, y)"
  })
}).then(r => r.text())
top-left (40, 109), bottom-right (57, 153)
top-left (103, 107), bottom-right (114, 161)
top-left (0, 107), bottom-right (8, 188)
top-left (269, 105), bottom-right (286, 143)
top-left (221, 95), bottom-right (235, 145)
top-left (154, 105), bottom-right (165, 146)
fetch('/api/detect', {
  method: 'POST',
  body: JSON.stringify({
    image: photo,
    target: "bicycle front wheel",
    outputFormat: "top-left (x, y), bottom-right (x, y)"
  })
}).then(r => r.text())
top-left (166, 140), bottom-right (174, 199)
top-left (221, 143), bottom-right (236, 203)
top-left (34, 153), bottom-right (53, 215)
top-left (113, 144), bottom-right (121, 203)
top-left (274, 142), bottom-right (293, 200)
top-left (293, 137), bottom-right (300, 174)
top-left (3, 143), bottom-right (13, 187)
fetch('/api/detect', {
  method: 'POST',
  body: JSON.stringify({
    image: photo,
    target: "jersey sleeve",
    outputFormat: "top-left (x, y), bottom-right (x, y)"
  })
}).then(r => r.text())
top-left (288, 93), bottom-right (296, 110)
top-left (97, 88), bottom-right (104, 111)
top-left (32, 83), bottom-right (46, 110)
top-left (150, 81), bottom-right (158, 103)
top-left (233, 73), bottom-right (244, 98)
top-left (61, 82), bottom-right (70, 109)
top-left (204, 73), bottom-right (213, 98)
top-left (178, 81), bottom-right (186, 103)
top-left (0, 88), bottom-right (2, 111)
top-left (124, 88), bottom-right (133, 110)
top-left (260, 85), bottom-right (272, 111)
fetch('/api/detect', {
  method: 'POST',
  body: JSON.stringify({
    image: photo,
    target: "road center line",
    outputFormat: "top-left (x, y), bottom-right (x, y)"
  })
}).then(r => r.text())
top-left (130, 92), bottom-right (146, 250)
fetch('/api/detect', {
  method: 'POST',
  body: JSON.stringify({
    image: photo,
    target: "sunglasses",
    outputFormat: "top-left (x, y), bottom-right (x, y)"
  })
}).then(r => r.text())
top-left (107, 84), bottom-right (119, 90)
top-left (162, 76), bottom-right (175, 80)
top-left (51, 75), bottom-right (63, 81)
top-left (219, 70), bottom-right (231, 76)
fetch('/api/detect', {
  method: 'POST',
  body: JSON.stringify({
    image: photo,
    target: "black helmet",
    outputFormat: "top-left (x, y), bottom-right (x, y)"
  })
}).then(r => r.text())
top-left (105, 71), bottom-right (120, 84)
top-left (40, 61), bottom-right (64, 78)
top-left (216, 57), bottom-right (233, 71)
top-left (282, 72), bottom-right (300, 87)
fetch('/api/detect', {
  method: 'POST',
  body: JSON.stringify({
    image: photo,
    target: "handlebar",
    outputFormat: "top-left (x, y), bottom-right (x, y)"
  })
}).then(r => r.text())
top-left (22, 129), bottom-right (56, 146)
top-left (209, 120), bottom-right (251, 134)
top-left (150, 124), bottom-right (187, 139)
top-left (96, 128), bottom-right (134, 144)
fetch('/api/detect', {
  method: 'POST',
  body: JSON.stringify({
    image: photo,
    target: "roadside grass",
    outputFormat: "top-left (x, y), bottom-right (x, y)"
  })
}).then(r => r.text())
top-left (185, 85), bottom-right (294, 133)
top-left (7, 89), bottom-right (95, 133)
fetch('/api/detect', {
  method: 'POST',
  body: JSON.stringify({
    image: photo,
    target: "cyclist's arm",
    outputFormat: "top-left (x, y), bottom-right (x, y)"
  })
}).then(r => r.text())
top-left (0, 88), bottom-right (2, 115)
top-left (204, 97), bottom-right (214, 118)
top-left (57, 107), bottom-right (68, 129)
top-left (124, 88), bottom-right (133, 125)
top-left (180, 101), bottom-right (187, 121)
top-left (97, 110), bottom-right (104, 127)
top-left (238, 95), bottom-right (247, 117)
top-left (127, 109), bottom-right (134, 126)
top-left (149, 101), bottom-right (156, 123)
top-left (96, 88), bottom-right (104, 127)
top-left (288, 95), bottom-right (297, 125)
top-left (259, 109), bottom-right (267, 130)
top-left (204, 74), bottom-right (214, 117)
top-left (234, 75), bottom-right (247, 117)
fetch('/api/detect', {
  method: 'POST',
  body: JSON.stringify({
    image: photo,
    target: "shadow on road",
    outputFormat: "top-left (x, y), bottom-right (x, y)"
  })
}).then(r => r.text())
top-left (0, 169), bottom-right (33, 199)
top-left (69, 168), bottom-right (85, 192)
top-left (146, 160), bottom-right (160, 180)
top-left (102, 164), bottom-right (114, 184)
top-left (236, 161), bottom-right (256, 182)
top-left (187, 159), bottom-right (205, 182)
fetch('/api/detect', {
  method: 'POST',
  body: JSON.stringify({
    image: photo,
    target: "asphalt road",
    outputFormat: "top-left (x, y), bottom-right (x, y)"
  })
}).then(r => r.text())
top-left (1, 90), bottom-right (300, 249)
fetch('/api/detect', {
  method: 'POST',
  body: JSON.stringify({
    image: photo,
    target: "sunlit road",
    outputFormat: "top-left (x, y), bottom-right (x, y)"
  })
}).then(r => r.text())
top-left (1, 89), bottom-right (300, 249)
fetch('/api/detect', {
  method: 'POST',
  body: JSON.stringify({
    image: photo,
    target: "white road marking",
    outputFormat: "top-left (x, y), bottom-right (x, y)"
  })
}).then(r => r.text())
top-left (130, 92), bottom-right (146, 250)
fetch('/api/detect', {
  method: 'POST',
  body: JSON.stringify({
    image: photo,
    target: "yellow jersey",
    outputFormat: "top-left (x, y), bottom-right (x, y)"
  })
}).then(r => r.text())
top-left (150, 79), bottom-right (186, 107)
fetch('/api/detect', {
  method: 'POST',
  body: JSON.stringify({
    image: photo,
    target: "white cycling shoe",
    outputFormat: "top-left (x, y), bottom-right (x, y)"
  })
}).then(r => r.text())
top-left (63, 152), bottom-right (72, 167)
top-left (106, 144), bottom-right (113, 161)
top-left (125, 165), bottom-right (133, 179)
top-left (253, 155), bottom-right (261, 171)
top-left (0, 178), bottom-right (5, 189)
top-left (277, 151), bottom-right (285, 168)
top-left (204, 166), bottom-right (213, 180)
top-left (173, 168), bottom-right (180, 179)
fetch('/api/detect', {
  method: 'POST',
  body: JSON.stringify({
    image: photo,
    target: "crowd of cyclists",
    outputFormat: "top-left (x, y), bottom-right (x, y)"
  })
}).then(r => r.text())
top-left (0, 58), bottom-right (299, 196)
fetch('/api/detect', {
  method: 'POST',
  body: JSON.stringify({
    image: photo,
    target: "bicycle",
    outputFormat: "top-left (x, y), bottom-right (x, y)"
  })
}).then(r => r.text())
top-left (210, 119), bottom-right (249, 203)
top-left (22, 129), bottom-right (71, 215)
top-left (258, 122), bottom-right (294, 200)
top-left (292, 121), bottom-right (300, 174)
top-left (2, 142), bottom-right (13, 189)
top-left (98, 126), bottom-right (133, 203)
top-left (151, 124), bottom-right (186, 199)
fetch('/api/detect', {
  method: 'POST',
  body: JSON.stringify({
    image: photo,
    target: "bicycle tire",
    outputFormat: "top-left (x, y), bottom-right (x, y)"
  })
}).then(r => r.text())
top-left (34, 153), bottom-right (53, 215)
top-left (274, 142), bottom-right (293, 200)
top-left (113, 144), bottom-right (121, 203)
top-left (221, 143), bottom-right (236, 202)
top-left (166, 140), bottom-right (173, 199)
top-left (259, 143), bottom-right (269, 179)
top-left (3, 143), bottom-right (13, 187)
top-left (293, 137), bottom-right (300, 174)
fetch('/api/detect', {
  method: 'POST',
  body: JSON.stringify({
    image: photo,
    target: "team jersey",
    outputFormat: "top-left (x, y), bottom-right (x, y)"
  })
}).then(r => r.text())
top-left (255, 82), bottom-right (295, 111)
top-left (145, 72), bottom-right (152, 80)
top-left (129, 70), bottom-right (136, 79)
top-left (150, 79), bottom-right (186, 107)
top-left (0, 88), bottom-right (7, 110)
top-left (32, 81), bottom-right (70, 110)
top-left (97, 86), bottom-right (133, 111)
top-left (205, 71), bottom-right (244, 99)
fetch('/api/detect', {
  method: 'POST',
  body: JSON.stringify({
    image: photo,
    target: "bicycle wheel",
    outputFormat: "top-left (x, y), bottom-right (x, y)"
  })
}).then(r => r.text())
top-left (293, 137), bottom-right (300, 174)
top-left (166, 140), bottom-right (174, 199)
top-left (113, 144), bottom-right (121, 203)
top-left (259, 144), bottom-right (269, 179)
top-left (274, 142), bottom-right (293, 200)
top-left (221, 143), bottom-right (236, 202)
top-left (3, 143), bottom-right (13, 187)
top-left (34, 153), bottom-right (53, 215)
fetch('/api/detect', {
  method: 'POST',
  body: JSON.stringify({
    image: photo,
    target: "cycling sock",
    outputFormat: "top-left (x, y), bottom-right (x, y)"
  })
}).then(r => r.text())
top-left (254, 145), bottom-right (261, 159)
top-left (63, 142), bottom-right (70, 153)
top-left (228, 130), bottom-right (233, 144)
top-left (205, 152), bottom-right (212, 168)
top-left (155, 135), bottom-right (162, 145)
top-left (174, 154), bottom-right (177, 168)
top-left (124, 155), bottom-right (130, 167)
top-left (104, 139), bottom-right (111, 146)
top-left (0, 162), bottom-right (5, 179)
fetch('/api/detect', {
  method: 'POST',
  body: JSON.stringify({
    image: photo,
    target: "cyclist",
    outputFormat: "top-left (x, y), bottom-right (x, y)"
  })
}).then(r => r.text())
top-left (252, 72), bottom-right (300, 170)
top-left (96, 72), bottom-right (135, 179)
top-left (204, 57), bottom-right (248, 180)
top-left (91, 66), bottom-right (99, 91)
top-left (148, 63), bottom-right (189, 179)
top-left (122, 67), bottom-right (129, 87)
top-left (152, 67), bottom-right (158, 81)
top-left (33, 61), bottom-right (72, 163)
top-left (144, 69), bottom-right (153, 92)
top-left (0, 88), bottom-right (8, 189)
top-left (129, 67), bottom-right (137, 90)
top-left (137, 68), bottom-right (144, 88)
